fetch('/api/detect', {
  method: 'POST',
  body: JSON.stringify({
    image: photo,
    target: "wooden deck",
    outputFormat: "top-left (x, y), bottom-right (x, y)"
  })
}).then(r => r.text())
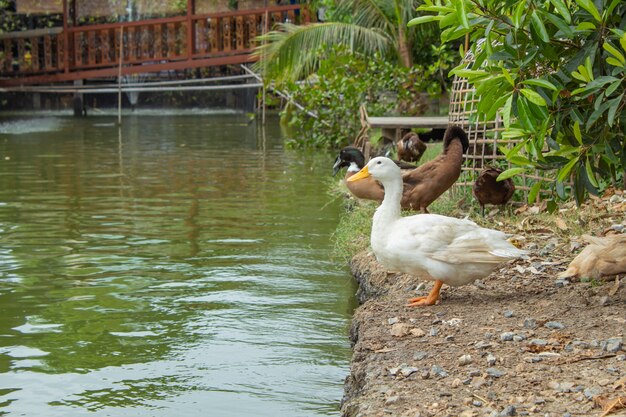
top-left (0, 4), bottom-right (312, 87)
top-left (366, 115), bottom-right (449, 141)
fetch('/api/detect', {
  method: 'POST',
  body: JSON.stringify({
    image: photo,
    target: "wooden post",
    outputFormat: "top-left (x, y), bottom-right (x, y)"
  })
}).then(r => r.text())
top-left (62, 0), bottom-right (69, 73)
top-left (186, 0), bottom-right (194, 59)
top-left (118, 26), bottom-right (124, 125)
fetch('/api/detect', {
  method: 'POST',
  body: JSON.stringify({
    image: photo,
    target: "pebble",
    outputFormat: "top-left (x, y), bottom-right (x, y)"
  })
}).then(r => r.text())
top-left (413, 351), bottom-right (428, 361)
top-left (523, 318), bottom-right (537, 329)
top-left (584, 386), bottom-right (602, 400)
top-left (544, 321), bottom-right (565, 330)
top-left (486, 367), bottom-right (506, 378)
top-left (430, 365), bottom-right (448, 378)
top-left (388, 317), bottom-right (399, 325)
top-left (486, 353), bottom-right (497, 366)
top-left (475, 341), bottom-right (492, 349)
top-left (473, 400), bottom-right (483, 407)
top-left (458, 354), bottom-right (473, 366)
top-left (529, 338), bottom-right (548, 347)
top-left (540, 243), bottom-right (556, 256)
top-left (385, 395), bottom-right (400, 405)
top-left (500, 332), bottom-right (515, 341)
top-left (549, 381), bottom-right (575, 393)
top-left (389, 363), bottom-right (419, 377)
top-left (603, 337), bottom-right (623, 353)
top-left (499, 405), bottom-right (516, 416)
top-left (390, 322), bottom-right (411, 337)
top-left (513, 335), bottom-right (526, 342)
top-left (609, 223), bottom-right (625, 232)
top-left (429, 327), bottom-right (439, 337)
top-left (503, 310), bottom-right (514, 318)
top-left (554, 278), bottom-right (570, 287)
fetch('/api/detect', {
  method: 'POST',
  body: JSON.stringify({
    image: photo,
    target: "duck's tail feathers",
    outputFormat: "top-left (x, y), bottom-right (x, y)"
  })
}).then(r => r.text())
top-left (443, 125), bottom-right (469, 153)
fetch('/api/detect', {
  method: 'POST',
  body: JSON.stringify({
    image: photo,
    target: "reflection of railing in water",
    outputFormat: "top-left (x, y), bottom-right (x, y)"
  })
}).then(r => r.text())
top-left (0, 5), bottom-right (312, 86)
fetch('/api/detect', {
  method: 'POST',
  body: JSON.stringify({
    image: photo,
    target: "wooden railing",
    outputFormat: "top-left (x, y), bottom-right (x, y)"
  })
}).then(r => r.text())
top-left (0, 5), bottom-right (311, 84)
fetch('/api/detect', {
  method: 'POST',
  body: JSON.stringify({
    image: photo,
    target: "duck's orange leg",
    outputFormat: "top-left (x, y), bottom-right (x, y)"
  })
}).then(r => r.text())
top-left (407, 280), bottom-right (443, 307)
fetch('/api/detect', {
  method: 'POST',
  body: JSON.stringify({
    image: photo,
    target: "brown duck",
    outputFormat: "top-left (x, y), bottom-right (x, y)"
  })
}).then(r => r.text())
top-left (333, 125), bottom-right (469, 212)
top-left (397, 131), bottom-right (427, 163)
top-left (472, 167), bottom-right (516, 216)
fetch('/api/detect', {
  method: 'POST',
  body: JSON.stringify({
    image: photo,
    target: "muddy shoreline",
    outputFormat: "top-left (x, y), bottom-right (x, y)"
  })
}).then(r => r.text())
top-left (340, 249), bottom-right (626, 417)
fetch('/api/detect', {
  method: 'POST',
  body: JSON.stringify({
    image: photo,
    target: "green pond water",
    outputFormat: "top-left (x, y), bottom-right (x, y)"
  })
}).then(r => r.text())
top-left (0, 112), bottom-right (357, 416)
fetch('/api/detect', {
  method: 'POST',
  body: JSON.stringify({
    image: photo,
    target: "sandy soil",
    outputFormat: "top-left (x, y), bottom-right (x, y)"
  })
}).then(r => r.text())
top-left (340, 198), bottom-right (626, 417)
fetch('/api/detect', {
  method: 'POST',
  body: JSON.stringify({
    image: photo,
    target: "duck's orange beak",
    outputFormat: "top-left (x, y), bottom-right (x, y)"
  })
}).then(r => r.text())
top-left (347, 166), bottom-right (370, 182)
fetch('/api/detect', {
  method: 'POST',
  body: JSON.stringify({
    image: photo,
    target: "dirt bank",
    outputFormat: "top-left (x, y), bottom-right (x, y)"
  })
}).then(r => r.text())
top-left (340, 201), bottom-right (626, 417)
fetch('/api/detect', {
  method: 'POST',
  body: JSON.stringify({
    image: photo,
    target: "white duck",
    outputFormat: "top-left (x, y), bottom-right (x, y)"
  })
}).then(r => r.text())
top-left (348, 156), bottom-right (527, 306)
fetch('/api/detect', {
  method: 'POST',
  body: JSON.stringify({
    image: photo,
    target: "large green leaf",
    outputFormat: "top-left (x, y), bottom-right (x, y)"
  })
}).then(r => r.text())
top-left (549, 0), bottom-right (571, 23)
top-left (575, 0), bottom-right (602, 22)
top-left (520, 88), bottom-right (547, 106)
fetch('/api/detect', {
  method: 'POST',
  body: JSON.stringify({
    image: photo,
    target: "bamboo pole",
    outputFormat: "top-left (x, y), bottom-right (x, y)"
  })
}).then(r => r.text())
top-left (117, 25), bottom-right (123, 125)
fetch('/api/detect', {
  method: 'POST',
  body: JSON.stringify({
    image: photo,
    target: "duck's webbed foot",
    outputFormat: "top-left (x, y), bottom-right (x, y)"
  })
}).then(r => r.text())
top-left (407, 280), bottom-right (443, 307)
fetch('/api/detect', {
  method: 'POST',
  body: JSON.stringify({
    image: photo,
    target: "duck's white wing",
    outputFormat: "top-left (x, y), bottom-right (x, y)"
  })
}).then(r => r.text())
top-left (389, 214), bottom-right (523, 265)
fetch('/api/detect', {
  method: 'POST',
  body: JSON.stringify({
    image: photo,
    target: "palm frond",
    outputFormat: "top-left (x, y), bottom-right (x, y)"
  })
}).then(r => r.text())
top-left (253, 22), bottom-right (391, 83)
top-left (335, 0), bottom-right (395, 34)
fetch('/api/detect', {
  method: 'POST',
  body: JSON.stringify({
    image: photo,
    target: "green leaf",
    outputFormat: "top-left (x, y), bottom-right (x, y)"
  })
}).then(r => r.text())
top-left (549, 0), bottom-right (571, 23)
top-left (497, 167), bottom-right (527, 181)
top-left (530, 10), bottom-right (549, 43)
top-left (522, 78), bottom-right (558, 91)
top-left (603, 42), bottom-right (626, 65)
top-left (407, 15), bottom-right (442, 27)
top-left (456, 0), bottom-right (470, 29)
top-left (606, 80), bottom-right (622, 96)
top-left (520, 88), bottom-right (547, 106)
top-left (513, 1), bottom-right (526, 29)
top-left (528, 181), bottom-right (542, 203)
top-left (620, 32), bottom-right (626, 54)
top-left (576, 22), bottom-right (596, 31)
top-left (607, 93), bottom-right (624, 126)
top-left (585, 56), bottom-right (594, 81)
top-left (575, 0), bottom-right (601, 22)
top-left (543, 11), bottom-right (574, 38)
top-left (573, 121), bottom-right (582, 145)
top-left (557, 156), bottom-right (580, 183)
top-left (606, 57), bottom-right (625, 68)
top-left (502, 95), bottom-right (513, 128)
top-left (585, 158), bottom-right (599, 187)
top-left (502, 68), bottom-right (515, 87)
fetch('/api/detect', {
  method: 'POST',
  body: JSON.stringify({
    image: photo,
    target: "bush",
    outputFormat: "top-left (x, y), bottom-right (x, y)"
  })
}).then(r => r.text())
top-left (411, 0), bottom-right (626, 206)
top-left (279, 46), bottom-right (445, 148)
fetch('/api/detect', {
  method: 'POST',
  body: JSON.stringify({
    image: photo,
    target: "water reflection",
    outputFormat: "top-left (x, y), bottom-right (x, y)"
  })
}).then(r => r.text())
top-left (0, 114), bottom-right (356, 416)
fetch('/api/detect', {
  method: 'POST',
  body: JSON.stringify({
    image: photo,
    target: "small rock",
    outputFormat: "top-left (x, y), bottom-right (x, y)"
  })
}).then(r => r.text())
top-left (584, 386), bottom-right (602, 400)
top-left (548, 381), bottom-right (575, 393)
top-left (529, 338), bottom-right (548, 347)
top-left (390, 322), bottom-right (411, 337)
top-left (609, 223), bottom-right (624, 232)
top-left (413, 351), bottom-right (428, 361)
top-left (473, 400), bottom-right (483, 407)
top-left (499, 405), bottom-right (516, 416)
top-left (430, 365), bottom-right (448, 378)
top-left (554, 278), bottom-right (570, 287)
top-left (450, 378), bottom-right (462, 388)
top-left (500, 332), bottom-right (515, 341)
top-left (486, 353), bottom-right (497, 366)
top-left (513, 334), bottom-right (526, 342)
top-left (617, 354), bottom-right (626, 361)
top-left (523, 318), bottom-right (537, 329)
top-left (385, 395), bottom-right (400, 405)
top-left (540, 243), bottom-right (556, 256)
top-left (609, 195), bottom-right (622, 203)
top-left (475, 341), bottom-right (492, 349)
top-left (388, 317), bottom-right (399, 325)
top-left (471, 377), bottom-right (488, 388)
top-left (401, 365), bottom-right (419, 377)
top-left (468, 369), bottom-right (481, 377)
top-left (458, 354), bottom-right (473, 366)
top-left (429, 327), bottom-right (439, 337)
top-left (544, 321), bottom-right (565, 330)
top-left (503, 310), bottom-right (514, 318)
top-left (524, 355), bottom-right (543, 363)
top-left (486, 367), bottom-right (506, 378)
top-left (604, 337), bottom-right (623, 353)
top-left (410, 328), bottom-right (426, 337)
top-left (445, 335), bottom-right (455, 342)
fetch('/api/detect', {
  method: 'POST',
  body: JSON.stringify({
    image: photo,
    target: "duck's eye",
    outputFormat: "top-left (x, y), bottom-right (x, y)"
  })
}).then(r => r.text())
top-left (377, 161), bottom-right (382, 165)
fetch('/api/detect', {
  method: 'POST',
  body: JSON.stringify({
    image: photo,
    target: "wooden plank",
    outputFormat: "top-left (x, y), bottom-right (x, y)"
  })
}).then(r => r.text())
top-left (196, 19), bottom-right (207, 54)
top-left (167, 23), bottom-right (176, 56)
top-left (30, 37), bottom-right (40, 71)
top-left (141, 27), bottom-right (150, 59)
top-left (73, 32), bottom-right (82, 67)
top-left (87, 31), bottom-right (96, 65)
top-left (236, 16), bottom-right (244, 50)
top-left (222, 17), bottom-right (231, 52)
top-left (366, 116), bottom-right (449, 129)
top-left (57, 33), bottom-right (65, 70)
top-left (127, 26), bottom-right (135, 61)
top-left (17, 39), bottom-right (26, 71)
top-left (154, 24), bottom-right (163, 58)
top-left (44, 35), bottom-right (52, 69)
top-left (99, 30), bottom-right (110, 65)
top-left (247, 15), bottom-right (256, 48)
top-left (210, 18), bottom-right (219, 51)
